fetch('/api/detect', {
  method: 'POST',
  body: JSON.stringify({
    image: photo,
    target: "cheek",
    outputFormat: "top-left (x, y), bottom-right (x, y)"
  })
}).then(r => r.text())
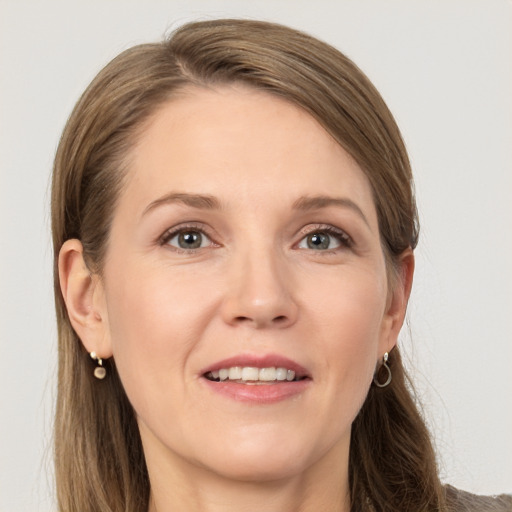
top-left (102, 260), bottom-right (220, 401)
top-left (106, 258), bottom-right (212, 339)
top-left (309, 266), bottom-right (387, 340)
top-left (306, 268), bottom-right (387, 391)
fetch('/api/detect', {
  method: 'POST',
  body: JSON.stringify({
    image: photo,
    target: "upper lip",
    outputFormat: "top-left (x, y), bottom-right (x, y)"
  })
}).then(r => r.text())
top-left (201, 353), bottom-right (310, 379)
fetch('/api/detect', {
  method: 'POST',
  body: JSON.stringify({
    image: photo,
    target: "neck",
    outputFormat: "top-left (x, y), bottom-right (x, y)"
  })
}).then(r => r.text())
top-left (144, 439), bottom-right (351, 512)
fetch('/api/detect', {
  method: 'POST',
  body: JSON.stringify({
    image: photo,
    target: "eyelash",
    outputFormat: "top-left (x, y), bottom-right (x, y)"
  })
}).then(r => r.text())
top-left (296, 224), bottom-right (354, 251)
top-left (158, 223), bottom-right (217, 253)
top-left (158, 223), bottom-right (353, 253)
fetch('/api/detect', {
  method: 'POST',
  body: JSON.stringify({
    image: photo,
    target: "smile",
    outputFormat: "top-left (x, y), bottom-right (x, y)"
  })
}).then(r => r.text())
top-left (200, 354), bottom-right (311, 403)
top-left (205, 366), bottom-right (301, 383)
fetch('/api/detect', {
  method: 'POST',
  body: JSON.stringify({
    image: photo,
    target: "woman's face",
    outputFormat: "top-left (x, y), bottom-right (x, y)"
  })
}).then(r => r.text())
top-left (94, 86), bottom-right (407, 482)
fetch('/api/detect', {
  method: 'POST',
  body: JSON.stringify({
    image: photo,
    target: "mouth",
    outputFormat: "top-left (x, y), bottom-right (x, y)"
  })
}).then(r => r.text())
top-left (204, 366), bottom-right (307, 384)
top-left (200, 354), bottom-right (311, 403)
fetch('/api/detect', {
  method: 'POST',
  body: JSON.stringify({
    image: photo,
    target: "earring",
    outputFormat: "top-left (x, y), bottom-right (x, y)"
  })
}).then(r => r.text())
top-left (90, 351), bottom-right (106, 379)
top-left (373, 352), bottom-right (392, 388)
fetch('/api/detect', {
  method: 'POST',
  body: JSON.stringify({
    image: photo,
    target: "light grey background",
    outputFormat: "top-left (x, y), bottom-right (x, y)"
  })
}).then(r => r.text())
top-left (1, 1), bottom-right (511, 510)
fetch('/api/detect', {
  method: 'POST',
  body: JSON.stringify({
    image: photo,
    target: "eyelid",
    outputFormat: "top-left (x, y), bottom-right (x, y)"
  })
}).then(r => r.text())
top-left (295, 223), bottom-right (354, 249)
top-left (157, 222), bottom-right (352, 253)
top-left (158, 222), bottom-right (219, 250)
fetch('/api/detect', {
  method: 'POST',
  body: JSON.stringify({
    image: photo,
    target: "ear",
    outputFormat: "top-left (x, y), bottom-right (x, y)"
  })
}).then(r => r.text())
top-left (58, 239), bottom-right (113, 358)
top-left (380, 248), bottom-right (415, 353)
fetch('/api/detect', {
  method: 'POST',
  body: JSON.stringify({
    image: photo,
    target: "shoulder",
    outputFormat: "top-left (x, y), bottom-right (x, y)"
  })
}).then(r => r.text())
top-left (445, 485), bottom-right (512, 512)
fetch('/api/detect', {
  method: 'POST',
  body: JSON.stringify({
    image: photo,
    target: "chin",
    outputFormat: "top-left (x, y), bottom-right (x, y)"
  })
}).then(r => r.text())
top-left (204, 454), bottom-right (307, 483)
top-left (191, 433), bottom-right (322, 483)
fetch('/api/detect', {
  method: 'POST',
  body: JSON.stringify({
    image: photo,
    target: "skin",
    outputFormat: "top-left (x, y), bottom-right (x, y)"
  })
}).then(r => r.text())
top-left (60, 86), bottom-right (414, 512)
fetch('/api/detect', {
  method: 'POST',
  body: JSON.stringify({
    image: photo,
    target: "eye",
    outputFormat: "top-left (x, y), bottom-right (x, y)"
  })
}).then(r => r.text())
top-left (297, 226), bottom-right (352, 251)
top-left (163, 228), bottom-right (213, 250)
top-left (298, 231), bottom-right (340, 250)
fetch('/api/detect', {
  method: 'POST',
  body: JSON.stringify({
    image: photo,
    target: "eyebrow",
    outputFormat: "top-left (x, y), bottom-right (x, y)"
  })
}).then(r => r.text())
top-left (142, 192), bottom-right (370, 227)
top-left (142, 192), bottom-right (221, 216)
top-left (292, 195), bottom-right (370, 227)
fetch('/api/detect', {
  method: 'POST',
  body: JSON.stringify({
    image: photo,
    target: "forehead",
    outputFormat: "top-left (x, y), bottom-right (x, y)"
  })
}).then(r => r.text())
top-left (123, 85), bottom-right (377, 223)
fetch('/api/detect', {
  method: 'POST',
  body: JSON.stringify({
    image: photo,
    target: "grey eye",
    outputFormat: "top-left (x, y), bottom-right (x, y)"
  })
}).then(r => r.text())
top-left (298, 231), bottom-right (341, 250)
top-left (168, 230), bottom-right (209, 250)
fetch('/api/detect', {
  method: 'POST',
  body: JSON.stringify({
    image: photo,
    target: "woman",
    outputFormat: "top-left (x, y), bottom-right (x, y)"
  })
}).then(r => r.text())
top-left (52, 19), bottom-right (511, 512)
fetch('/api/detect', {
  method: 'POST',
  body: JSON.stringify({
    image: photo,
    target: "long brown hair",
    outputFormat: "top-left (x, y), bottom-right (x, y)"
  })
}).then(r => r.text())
top-left (52, 19), bottom-right (444, 512)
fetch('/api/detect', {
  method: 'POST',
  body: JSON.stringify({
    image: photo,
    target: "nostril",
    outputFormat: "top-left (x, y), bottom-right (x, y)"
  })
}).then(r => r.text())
top-left (233, 315), bottom-right (289, 326)
top-left (234, 316), bottom-right (251, 323)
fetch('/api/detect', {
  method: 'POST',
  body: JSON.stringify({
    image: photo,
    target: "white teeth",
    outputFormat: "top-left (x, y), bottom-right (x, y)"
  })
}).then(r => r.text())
top-left (208, 366), bottom-right (300, 382)
top-left (241, 367), bottom-right (259, 381)
top-left (275, 367), bottom-right (287, 381)
top-left (228, 367), bottom-right (242, 380)
top-left (259, 367), bottom-right (277, 381)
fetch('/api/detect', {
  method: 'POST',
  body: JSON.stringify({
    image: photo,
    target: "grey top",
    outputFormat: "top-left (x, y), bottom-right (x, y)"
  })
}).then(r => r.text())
top-left (446, 485), bottom-right (512, 511)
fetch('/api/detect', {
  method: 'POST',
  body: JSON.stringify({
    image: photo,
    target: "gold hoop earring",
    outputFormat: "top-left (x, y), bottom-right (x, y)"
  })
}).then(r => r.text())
top-left (373, 352), bottom-right (392, 388)
top-left (90, 351), bottom-right (106, 379)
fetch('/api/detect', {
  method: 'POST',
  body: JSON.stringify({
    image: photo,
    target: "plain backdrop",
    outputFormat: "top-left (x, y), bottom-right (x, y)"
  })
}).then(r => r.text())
top-left (1, 1), bottom-right (511, 510)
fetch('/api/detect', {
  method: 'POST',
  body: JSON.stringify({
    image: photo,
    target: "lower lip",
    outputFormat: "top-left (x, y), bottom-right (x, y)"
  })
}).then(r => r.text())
top-left (201, 378), bottom-right (311, 404)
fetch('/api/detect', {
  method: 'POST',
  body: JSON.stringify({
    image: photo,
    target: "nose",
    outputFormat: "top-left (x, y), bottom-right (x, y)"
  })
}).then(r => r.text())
top-left (220, 248), bottom-right (298, 329)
